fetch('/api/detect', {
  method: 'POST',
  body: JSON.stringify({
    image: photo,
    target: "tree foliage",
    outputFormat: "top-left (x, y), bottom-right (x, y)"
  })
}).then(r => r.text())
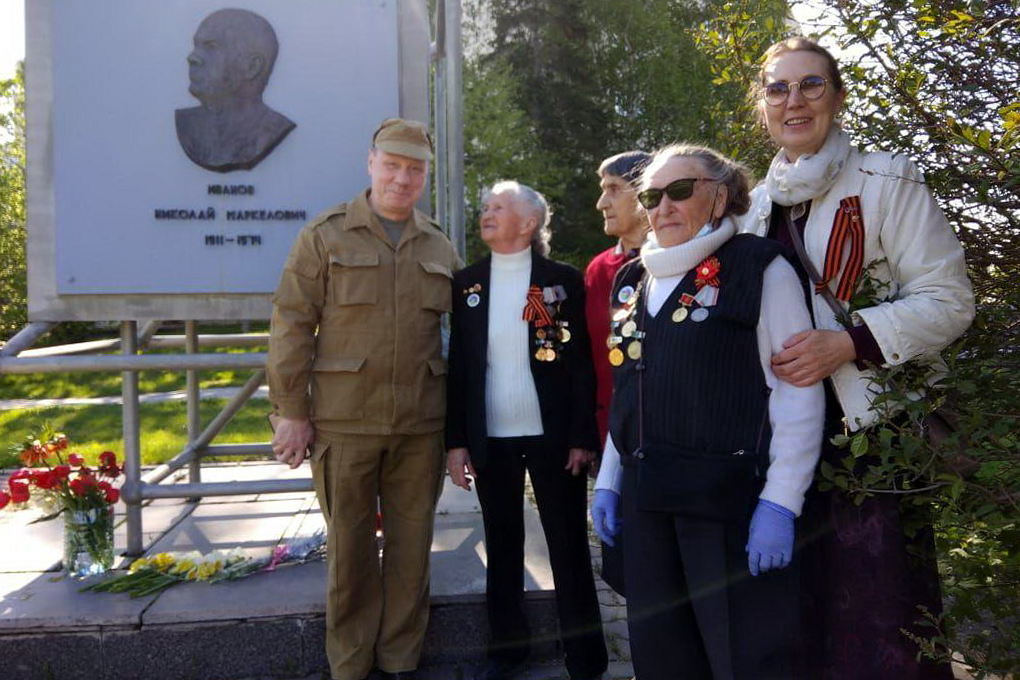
top-left (0, 63), bottom-right (27, 340)
top-left (696, 1), bottom-right (1020, 675)
top-left (462, 0), bottom-right (787, 267)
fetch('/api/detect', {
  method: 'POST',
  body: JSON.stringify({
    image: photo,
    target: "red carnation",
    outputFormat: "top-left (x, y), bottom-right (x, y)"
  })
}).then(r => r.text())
top-left (9, 469), bottom-right (31, 488)
top-left (99, 451), bottom-right (117, 467)
top-left (33, 470), bottom-right (59, 490)
top-left (105, 488), bottom-right (120, 504)
top-left (68, 453), bottom-right (85, 466)
top-left (9, 481), bottom-right (30, 504)
top-left (53, 464), bottom-right (71, 480)
top-left (69, 476), bottom-right (99, 497)
top-left (0, 490), bottom-right (10, 510)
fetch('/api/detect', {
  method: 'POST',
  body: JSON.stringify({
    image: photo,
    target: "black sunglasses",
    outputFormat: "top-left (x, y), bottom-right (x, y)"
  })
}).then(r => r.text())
top-left (637, 178), bottom-right (710, 210)
top-left (762, 75), bottom-right (829, 106)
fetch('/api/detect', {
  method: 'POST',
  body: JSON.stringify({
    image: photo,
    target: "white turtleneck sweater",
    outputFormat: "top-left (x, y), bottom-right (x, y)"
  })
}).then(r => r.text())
top-left (485, 247), bottom-right (545, 437)
top-left (594, 219), bottom-right (824, 516)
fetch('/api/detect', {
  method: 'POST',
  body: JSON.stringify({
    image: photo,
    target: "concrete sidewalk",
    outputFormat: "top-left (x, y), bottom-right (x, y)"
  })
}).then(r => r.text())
top-left (0, 461), bottom-right (632, 680)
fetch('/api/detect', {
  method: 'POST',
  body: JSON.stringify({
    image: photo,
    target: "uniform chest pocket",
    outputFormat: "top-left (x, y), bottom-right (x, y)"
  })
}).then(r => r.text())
top-left (329, 252), bottom-right (379, 306)
top-left (419, 261), bottom-right (453, 312)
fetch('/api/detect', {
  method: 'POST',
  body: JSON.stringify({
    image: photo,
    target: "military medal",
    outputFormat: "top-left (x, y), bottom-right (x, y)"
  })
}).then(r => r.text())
top-left (673, 293), bottom-right (695, 323)
top-left (691, 307), bottom-right (709, 322)
top-left (466, 293), bottom-right (480, 308)
top-left (560, 328), bottom-right (572, 343)
top-left (672, 307), bottom-right (688, 323)
top-left (608, 347), bottom-right (625, 366)
top-left (617, 285), bottom-right (635, 304)
top-left (612, 307), bottom-right (631, 322)
top-left (626, 341), bottom-right (642, 360)
top-left (621, 320), bottom-right (637, 338)
top-left (606, 335), bottom-right (621, 349)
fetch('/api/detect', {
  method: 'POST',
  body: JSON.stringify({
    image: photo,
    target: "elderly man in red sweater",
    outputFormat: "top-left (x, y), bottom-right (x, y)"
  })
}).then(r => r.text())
top-left (584, 151), bottom-right (651, 448)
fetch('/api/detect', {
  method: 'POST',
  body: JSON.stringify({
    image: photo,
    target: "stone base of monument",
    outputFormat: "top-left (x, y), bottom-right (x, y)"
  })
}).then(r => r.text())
top-left (0, 463), bottom-right (563, 680)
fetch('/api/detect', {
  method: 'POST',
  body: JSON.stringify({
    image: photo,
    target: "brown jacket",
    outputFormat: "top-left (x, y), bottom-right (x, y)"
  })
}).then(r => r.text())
top-left (268, 190), bottom-right (461, 435)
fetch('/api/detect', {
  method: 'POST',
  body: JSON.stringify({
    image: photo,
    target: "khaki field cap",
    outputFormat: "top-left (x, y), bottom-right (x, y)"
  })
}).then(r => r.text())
top-left (372, 118), bottom-right (433, 161)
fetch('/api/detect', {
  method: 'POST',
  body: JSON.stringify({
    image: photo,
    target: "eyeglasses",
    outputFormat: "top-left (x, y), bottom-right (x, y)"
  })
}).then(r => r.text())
top-left (637, 178), bottom-right (710, 210)
top-left (762, 75), bottom-right (829, 106)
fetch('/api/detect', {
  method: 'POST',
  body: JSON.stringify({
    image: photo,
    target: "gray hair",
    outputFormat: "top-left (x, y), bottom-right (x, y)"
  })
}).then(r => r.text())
top-left (639, 143), bottom-right (752, 217)
top-left (481, 180), bottom-right (553, 256)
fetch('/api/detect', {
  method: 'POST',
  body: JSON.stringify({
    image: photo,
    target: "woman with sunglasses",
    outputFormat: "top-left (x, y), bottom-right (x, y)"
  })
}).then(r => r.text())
top-left (740, 37), bottom-right (974, 679)
top-left (590, 143), bottom-right (824, 679)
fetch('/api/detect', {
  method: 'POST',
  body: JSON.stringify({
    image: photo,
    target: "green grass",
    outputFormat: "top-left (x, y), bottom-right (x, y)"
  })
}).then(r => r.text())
top-left (0, 346), bottom-right (266, 400)
top-left (0, 398), bottom-right (273, 469)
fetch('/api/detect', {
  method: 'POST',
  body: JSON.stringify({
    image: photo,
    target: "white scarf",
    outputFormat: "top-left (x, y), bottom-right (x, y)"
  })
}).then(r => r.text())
top-left (766, 125), bottom-right (851, 206)
top-left (641, 217), bottom-right (736, 279)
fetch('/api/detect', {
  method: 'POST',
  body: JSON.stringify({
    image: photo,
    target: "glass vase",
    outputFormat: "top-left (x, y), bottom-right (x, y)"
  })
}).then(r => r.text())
top-left (63, 505), bottom-right (115, 579)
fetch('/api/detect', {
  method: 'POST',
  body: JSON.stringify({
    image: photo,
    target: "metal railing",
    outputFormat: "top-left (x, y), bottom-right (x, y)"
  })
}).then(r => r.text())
top-left (0, 320), bottom-right (306, 556)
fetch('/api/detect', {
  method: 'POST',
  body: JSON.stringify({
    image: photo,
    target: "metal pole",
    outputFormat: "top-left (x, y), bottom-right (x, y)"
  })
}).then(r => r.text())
top-left (433, 0), bottom-right (449, 231)
top-left (0, 352), bottom-right (266, 374)
top-left (446, 0), bottom-right (465, 257)
top-left (121, 321), bottom-right (143, 556)
top-left (141, 477), bottom-right (312, 500)
top-left (0, 321), bottom-right (57, 357)
top-left (185, 321), bottom-right (202, 488)
top-left (137, 320), bottom-right (163, 349)
top-left (141, 370), bottom-right (266, 486)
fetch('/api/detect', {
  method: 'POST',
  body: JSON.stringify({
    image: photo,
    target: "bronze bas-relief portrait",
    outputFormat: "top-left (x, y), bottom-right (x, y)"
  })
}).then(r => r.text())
top-left (175, 9), bottom-right (296, 173)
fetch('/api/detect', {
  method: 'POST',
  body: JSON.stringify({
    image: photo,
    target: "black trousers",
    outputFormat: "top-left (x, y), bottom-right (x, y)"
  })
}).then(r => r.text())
top-left (621, 464), bottom-right (800, 680)
top-left (475, 436), bottom-right (608, 680)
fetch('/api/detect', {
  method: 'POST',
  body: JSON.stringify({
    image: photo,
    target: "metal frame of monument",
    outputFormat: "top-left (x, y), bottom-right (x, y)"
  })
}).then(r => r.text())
top-left (2, 0), bottom-right (466, 556)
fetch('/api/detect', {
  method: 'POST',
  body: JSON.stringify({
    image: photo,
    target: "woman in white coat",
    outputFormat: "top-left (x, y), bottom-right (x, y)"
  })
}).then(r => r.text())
top-left (741, 36), bottom-right (975, 679)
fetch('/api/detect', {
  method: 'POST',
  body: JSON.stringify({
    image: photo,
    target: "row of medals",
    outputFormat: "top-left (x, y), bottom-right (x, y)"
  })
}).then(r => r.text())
top-left (607, 287), bottom-right (704, 367)
top-left (607, 287), bottom-right (643, 367)
top-left (534, 321), bottom-right (571, 361)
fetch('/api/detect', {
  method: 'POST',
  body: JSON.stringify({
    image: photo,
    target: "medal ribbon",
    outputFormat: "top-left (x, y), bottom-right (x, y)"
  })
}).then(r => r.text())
top-left (522, 285), bottom-right (554, 327)
top-left (819, 195), bottom-right (865, 302)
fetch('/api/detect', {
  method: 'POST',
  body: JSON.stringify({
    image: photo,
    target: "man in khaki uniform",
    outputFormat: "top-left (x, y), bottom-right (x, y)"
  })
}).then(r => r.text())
top-left (268, 118), bottom-right (460, 680)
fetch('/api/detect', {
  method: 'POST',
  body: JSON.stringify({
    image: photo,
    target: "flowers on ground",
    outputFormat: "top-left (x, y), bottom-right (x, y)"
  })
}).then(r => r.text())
top-left (83, 532), bottom-right (326, 598)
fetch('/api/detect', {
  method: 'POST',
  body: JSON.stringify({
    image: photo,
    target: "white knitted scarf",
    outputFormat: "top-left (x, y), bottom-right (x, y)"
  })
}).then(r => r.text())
top-left (766, 125), bottom-right (851, 206)
top-left (640, 217), bottom-right (736, 279)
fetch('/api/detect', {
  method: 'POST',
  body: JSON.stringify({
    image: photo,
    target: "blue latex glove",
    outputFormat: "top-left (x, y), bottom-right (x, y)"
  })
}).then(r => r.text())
top-left (591, 489), bottom-right (621, 546)
top-left (745, 499), bottom-right (796, 576)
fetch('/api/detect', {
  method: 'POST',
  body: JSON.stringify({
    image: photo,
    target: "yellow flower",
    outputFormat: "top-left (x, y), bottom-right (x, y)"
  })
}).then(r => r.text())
top-left (150, 553), bottom-right (176, 572)
top-left (172, 559), bottom-right (196, 576)
top-left (129, 557), bottom-right (150, 573)
top-left (192, 560), bottom-right (221, 581)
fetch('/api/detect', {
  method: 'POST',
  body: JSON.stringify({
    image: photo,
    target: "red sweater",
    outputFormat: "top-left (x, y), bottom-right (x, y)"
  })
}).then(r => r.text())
top-left (584, 246), bottom-right (636, 447)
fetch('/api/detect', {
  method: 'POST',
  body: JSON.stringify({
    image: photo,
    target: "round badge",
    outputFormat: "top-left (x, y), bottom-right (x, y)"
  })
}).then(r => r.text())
top-left (672, 307), bottom-right (689, 323)
top-left (466, 293), bottom-right (480, 308)
top-left (535, 348), bottom-right (546, 361)
top-left (691, 307), bottom-right (709, 323)
top-left (608, 347), bottom-right (625, 366)
top-left (545, 349), bottom-right (557, 362)
top-left (626, 340), bottom-right (642, 360)
top-left (560, 328), bottom-right (572, 343)
top-left (617, 285), bottom-right (635, 304)
top-left (621, 320), bottom-right (637, 338)
top-left (536, 328), bottom-right (547, 340)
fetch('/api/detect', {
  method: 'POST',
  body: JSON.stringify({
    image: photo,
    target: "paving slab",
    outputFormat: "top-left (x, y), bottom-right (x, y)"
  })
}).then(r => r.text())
top-left (142, 561), bottom-right (327, 625)
top-left (0, 570), bottom-right (154, 630)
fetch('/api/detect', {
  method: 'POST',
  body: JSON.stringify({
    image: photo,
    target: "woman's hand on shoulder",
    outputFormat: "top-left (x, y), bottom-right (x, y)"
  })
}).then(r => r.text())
top-left (771, 329), bottom-right (855, 387)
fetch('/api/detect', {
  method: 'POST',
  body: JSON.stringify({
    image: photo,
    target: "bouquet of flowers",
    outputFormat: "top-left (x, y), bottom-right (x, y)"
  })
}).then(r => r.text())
top-left (1, 426), bottom-right (123, 578)
top-left (82, 531), bottom-right (326, 597)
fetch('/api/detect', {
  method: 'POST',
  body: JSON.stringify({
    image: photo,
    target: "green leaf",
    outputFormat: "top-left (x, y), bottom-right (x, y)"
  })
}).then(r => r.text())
top-left (850, 434), bottom-right (870, 458)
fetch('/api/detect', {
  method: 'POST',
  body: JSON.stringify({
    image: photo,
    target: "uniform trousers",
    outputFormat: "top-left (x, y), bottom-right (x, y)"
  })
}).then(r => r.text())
top-left (311, 431), bottom-right (445, 680)
top-left (621, 464), bottom-right (799, 680)
top-left (475, 436), bottom-right (608, 680)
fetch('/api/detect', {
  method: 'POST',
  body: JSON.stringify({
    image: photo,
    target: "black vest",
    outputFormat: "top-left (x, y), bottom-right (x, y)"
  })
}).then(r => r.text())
top-left (608, 235), bottom-right (785, 458)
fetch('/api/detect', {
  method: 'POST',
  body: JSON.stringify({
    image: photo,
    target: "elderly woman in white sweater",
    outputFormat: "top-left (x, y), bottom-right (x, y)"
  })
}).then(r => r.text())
top-left (590, 144), bottom-right (824, 679)
top-left (445, 181), bottom-right (607, 680)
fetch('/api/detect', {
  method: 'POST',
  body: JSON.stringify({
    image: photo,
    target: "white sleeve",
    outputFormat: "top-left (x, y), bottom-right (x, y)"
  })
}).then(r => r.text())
top-left (755, 258), bottom-right (825, 516)
top-left (594, 434), bottom-right (623, 494)
top-left (852, 154), bottom-right (974, 364)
